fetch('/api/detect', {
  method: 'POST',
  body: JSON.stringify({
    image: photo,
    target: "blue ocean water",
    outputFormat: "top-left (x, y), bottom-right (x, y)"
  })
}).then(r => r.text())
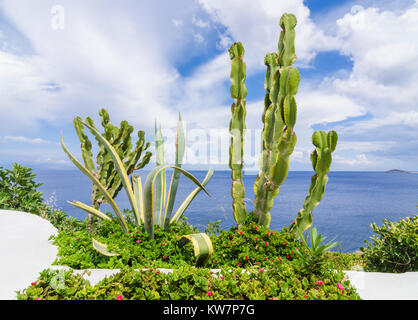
top-left (34, 169), bottom-right (418, 253)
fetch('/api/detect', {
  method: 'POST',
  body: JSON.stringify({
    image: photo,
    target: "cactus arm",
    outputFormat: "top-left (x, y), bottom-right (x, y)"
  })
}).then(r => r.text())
top-left (163, 113), bottom-right (186, 230)
top-left (73, 117), bottom-right (95, 172)
top-left (252, 13), bottom-right (299, 227)
top-left (292, 130), bottom-right (338, 235)
top-left (228, 42), bottom-right (248, 225)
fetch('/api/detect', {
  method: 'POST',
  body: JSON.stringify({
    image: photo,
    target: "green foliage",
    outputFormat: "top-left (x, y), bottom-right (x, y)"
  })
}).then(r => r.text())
top-left (295, 227), bottom-right (339, 274)
top-left (51, 213), bottom-right (199, 269)
top-left (208, 214), bottom-right (303, 269)
top-left (17, 263), bottom-right (361, 300)
top-left (0, 163), bottom-right (44, 214)
top-left (361, 215), bottom-right (418, 273)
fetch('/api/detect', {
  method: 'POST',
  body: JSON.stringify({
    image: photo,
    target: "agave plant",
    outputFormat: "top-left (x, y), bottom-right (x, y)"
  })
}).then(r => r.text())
top-left (295, 226), bottom-right (338, 273)
top-left (61, 114), bottom-right (214, 267)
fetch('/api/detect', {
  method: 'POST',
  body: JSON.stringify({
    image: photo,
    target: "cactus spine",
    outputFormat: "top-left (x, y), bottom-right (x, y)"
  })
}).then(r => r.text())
top-left (74, 108), bottom-right (152, 212)
top-left (229, 42), bottom-right (248, 226)
top-left (252, 13), bottom-right (299, 227)
top-left (291, 131), bottom-right (338, 234)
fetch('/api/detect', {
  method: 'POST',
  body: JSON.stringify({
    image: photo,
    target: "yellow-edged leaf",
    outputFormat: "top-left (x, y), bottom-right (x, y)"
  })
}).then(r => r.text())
top-left (60, 131), bottom-right (129, 233)
top-left (68, 201), bottom-right (111, 221)
top-left (92, 238), bottom-right (119, 257)
top-left (177, 233), bottom-right (213, 267)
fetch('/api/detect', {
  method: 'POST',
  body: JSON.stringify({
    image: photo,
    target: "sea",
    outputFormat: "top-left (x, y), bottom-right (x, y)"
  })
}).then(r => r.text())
top-left (34, 169), bottom-right (418, 253)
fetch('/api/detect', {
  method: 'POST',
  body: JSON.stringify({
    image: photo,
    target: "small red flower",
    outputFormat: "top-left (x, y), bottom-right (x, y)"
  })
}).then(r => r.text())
top-left (163, 256), bottom-right (167, 259)
top-left (259, 268), bottom-right (264, 272)
top-left (240, 231), bottom-right (243, 235)
top-left (213, 260), bottom-right (217, 264)
top-left (116, 296), bottom-right (124, 300)
top-left (265, 242), bottom-right (269, 246)
top-left (207, 291), bottom-right (213, 297)
top-left (265, 257), bottom-right (268, 260)
top-left (286, 255), bottom-right (290, 259)
top-left (256, 261), bottom-right (260, 265)
top-left (31, 282), bottom-right (36, 286)
top-left (137, 240), bottom-right (141, 243)
top-left (75, 237), bottom-right (79, 241)
top-left (255, 226), bottom-right (258, 230)
top-left (237, 262), bottom-right (241, 267)
top-left (35, 297), bottom-right (42, 300)
top-left (156, 270), bottom-right (160, 274)
top-left (220, 276), bottom-right (225, 280)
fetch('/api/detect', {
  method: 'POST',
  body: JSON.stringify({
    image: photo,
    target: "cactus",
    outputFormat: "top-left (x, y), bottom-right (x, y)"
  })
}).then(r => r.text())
top-left (227, 13), bottom-right (338, 233)
top-left (228, 42), bottom-right (248, 226)
top-left (252, 13), bottom-right (299, 227)
top-left (73, 108), bottom-right (152, 211)
top-left (290, 131), bottom-right (338, 235)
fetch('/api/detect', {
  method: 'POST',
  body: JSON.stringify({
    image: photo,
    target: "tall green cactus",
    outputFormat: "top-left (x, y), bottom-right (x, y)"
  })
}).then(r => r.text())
top-left (229, 42), bottom-right (248, 226)
top-left (291, 131), bottom-right (338, 234)
top-left (228, 13), bottom-right (338, 232)
top-left (73, 108), bottom-right (152, 210)
top-left (252, 13), bottom-right (299, 227)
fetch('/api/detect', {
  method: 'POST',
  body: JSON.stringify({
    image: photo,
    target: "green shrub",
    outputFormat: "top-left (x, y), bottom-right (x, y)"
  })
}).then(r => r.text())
top-left (361, 215), bottom-right (418, 273)
top-left (51, 213), bottom-right (199, 269)
top-left (207, 214), bottom-right (303, 269)
top-left (17, 263), bottom-right (361, 300)
top-left (0, 163), bottom-right (44, 214)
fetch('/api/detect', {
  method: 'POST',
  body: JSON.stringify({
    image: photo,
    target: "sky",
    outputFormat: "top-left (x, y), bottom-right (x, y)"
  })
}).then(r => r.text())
top-left (0, 0), bottom-right (417, 171)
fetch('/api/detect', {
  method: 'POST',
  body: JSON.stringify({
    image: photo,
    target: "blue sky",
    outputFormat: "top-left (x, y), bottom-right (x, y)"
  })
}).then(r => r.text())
top-left (0, 0), bottom-right (417, 171)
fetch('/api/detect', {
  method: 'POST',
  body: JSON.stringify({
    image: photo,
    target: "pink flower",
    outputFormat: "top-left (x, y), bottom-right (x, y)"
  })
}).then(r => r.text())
top-left (337, 283), bottom-right (344, 291)
top-left (35, 297), bottom-right (42, 300)
top-left (255, 237), bottom-right (259, 240)
top-left (220, 276), bottom-right (225, 280)
top-left (75, 237), bottom-right (79, 241)
top-left (31, 282), bottom-right (36, 286)
top-left (156, 270), bottom-right (160, 274)
top-left (137, 240), bottom-right (141, 243)
top-left (278, 257), bottom-right (282, 261)
top-left (136, 230), bottom-right (140, 233)
top-left (304, 295), bottom-right (308, 299)
top-left (240, 231), bottom-right (243, 235)
top-left (317, 281), bottom-right (324, 285)
top-left (245, 256), bottom-right (249, 260)
top-left (237, 262), bottom-right (241, 267)
top-left (163, 256), bottom-right (167, 259)
top-left (256, 261), bottom-right (260, 265)
top-left (116, 296), bottom-right (124, 300)
top-left (286, 255), bottom-right (290, 259)
top-left (265, 242), bottom-right (269, 246)
top-left (255, 226), bottom-right (258, 230)
top-left (265, 257), bottom-right (268, 260)
top-left (213, 260), bottom-right (217, 264)
top-left (259, 268), bottom-right (264, 272)
top-left (207, 291), bottom-right (213, 297)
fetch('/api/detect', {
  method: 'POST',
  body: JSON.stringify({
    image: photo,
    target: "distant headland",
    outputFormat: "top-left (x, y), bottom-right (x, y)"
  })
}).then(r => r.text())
top-left (385, 169), bottom-right (417, 174)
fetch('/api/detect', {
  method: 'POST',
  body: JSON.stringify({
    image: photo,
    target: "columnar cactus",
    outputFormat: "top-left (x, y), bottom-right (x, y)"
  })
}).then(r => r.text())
top-left (228, 13), bottom-right (338, 232)
top-left (252, 14), bottom-right (299, 227)
top-left (291, 131), bottom-right (338, 234)
top-left (229, 42), bottom-right (248, 226)
top-left (74, 108), bottom-right (152, 210)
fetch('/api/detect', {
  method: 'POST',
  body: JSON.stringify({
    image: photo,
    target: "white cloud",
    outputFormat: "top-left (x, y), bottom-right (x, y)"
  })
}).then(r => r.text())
top-left (2, 136), bottom-right (53, 145)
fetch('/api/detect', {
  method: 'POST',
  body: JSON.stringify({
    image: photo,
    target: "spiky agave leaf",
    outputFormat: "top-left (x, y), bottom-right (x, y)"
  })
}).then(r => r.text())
top-left (68, 201), bottom-right (111, 221)
top-left (143, 165), bottom-right (210, 240)
top-left (170, 167), bottom-right (214, 224)
top-left (92, 238), bottom-right (119, 257)
top-left (60, 131), bottom-right (129, 233)
top-left (154, 122), bottom-right (166, 227)
top-left (80, 122), bottom-right (141, 226)
top-left (163, 113), bottom-right (186, 230)
top-left (177, 233), bottom-right (213, 267)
